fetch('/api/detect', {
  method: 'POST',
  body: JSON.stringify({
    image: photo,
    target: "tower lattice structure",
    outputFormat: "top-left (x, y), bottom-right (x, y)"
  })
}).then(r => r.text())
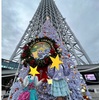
top-left (10, 0), bottom-right (92, 65)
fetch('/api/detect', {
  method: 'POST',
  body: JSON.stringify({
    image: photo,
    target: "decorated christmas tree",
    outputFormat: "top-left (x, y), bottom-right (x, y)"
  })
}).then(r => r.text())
top-left (8, 19), bottom-right (92, 100)
top-left (66, 61), bottom-right (92, 100)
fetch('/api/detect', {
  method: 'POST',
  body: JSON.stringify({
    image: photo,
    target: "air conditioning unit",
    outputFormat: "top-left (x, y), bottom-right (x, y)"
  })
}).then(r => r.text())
top-left (94, 88), bottom-right (99, 93)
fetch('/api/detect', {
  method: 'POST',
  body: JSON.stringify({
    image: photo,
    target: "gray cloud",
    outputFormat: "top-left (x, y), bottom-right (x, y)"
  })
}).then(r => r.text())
top-left (2, 0), bottom-right (40, 59)
top-left (2, 0), bottom-right (99, 63)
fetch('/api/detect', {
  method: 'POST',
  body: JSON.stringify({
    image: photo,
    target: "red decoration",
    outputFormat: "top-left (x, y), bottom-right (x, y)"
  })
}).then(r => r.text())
top-left (83, 96), bottom-right (89, 100)
top-left (36, 67), bottom-right (48, 82)
top-left (43, 31), bottom-right (46, 35)
top-left (61, 56), bottom-right (64, 59)
top-left (29, 60), bottom-right (35, 66)
top-left (62, 42), bottom-right (64, 45)
top-left (54, 44), bottom-right (59, 49)
top-left (67, 54), bottom-right (70, 57)
top-left (21, 53), bottom-right (27, 58)
top-left (44, 58), bottom-right (49, 64)
top-left (23, 45), bottom-right (29, 51)
top-left (15, 88), bottom-right (19, 92)
top-left (50, 48), bottom-right (55, 55)
top-left (44, 31), bottom-right (46, 34)
top-left (68, 63), bottom-right (71, 68)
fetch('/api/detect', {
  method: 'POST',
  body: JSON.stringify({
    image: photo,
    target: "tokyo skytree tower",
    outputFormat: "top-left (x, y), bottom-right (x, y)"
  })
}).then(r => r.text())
top-left (10, 0), bottom-right (92, 65)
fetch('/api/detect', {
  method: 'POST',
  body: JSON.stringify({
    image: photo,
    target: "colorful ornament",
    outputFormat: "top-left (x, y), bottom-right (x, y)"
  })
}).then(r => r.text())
top-left (67, 54), bottom-right (70, 57)
top-left (70, 90), bottom-right (72, 94)
top-left (70, 65), bottom-right (74, 68)
top-left (50, 48), bottom-right (55, 55)
top-left (83, 96), bottom-right (89, 100)
top-left (44, 86), bottom-right (47, 89)
top-left (21, 53), bottom-right (27, 58)
top-left (29, 60), bottom-right (35, 66)
top-left (80, 76), bottom-right (83, 79)
top-left (61, 56), bottom-right (64, 59)
top-left (22, 45), bottom-right (29, 51)
top-left (54, 44), bottom-right (59, 49)
top-left (81, 89), bottom-right (86, 93)
top-left (47, 79), bottom-right (53, 84)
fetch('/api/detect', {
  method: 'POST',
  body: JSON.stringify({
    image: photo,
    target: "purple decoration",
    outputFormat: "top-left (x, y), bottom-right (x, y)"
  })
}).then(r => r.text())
top-left (10, 82), bottom-right (23, 100)
top-left (9, 20), bottom-right (92, 100)
top-left (48, 65), bottom-right (70, 80)
top-left (12, 89), bottom-right (23, 100)
top-left (18, 65), bottom-right (29, 80)
top-left (37, 82), bottom-right (56, 100)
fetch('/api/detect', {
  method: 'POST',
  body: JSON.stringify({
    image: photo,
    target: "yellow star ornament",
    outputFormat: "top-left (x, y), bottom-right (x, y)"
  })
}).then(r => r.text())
top-left (50, 55), bottom-right (63, 70)
top-left (29, 66), bottom-right (40, 76)
top-left (47, 79), bottom-right (53, 84)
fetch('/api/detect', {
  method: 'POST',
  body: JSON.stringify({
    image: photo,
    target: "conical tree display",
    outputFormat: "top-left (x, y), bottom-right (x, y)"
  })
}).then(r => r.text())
top-left (8, 19), bottom-right (92, 100)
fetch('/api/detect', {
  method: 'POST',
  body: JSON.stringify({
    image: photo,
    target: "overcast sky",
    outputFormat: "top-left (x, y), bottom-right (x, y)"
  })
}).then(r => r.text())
top-left (2, 0), bottom-right (99, 63)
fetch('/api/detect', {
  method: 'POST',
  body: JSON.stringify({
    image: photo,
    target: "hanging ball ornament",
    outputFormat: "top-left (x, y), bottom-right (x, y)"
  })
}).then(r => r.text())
top-left (22, 59), bottom-right (25, 64)
top-left (81, 89), bottom-right (86, 93)
top-left (83, 96), bottom-right (89, 100)
top-left (70, 90), bottom-right (72, 94)
top-left (67, 54), bottom-right (70, 57)
top-left (59, 49), bottom-right (62, 52)
top-left (81, 84), bottom-right (83, 86)
top-left (57, 48), bottom-right (60, 51)
top-left (61, 56), bottom-right (64, 59)
top-left (74, 71), bottom-right (77, 74)
top-left (86, 96), bottom-right (89, 98)
top-left (62, 42), bottom-right (65, 45)
top-left (83, 86), bottom-right (87, 90)
top-left (70, 65), bottom-right (74, 69)
top-left (77, 88), bottom-right (80, 91)
top-left (10, 95), bottom-right (12, 99)
top-left (67, 78), bottom-right (69, 82)
top-left (43, 86), bottom-right (47, 89)
top-left (80, 76), bottom-right (83, 79)
top-left (49, 53), bottom-right (51, 55)
top-left (74, 65), bottom-right (77, 68)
